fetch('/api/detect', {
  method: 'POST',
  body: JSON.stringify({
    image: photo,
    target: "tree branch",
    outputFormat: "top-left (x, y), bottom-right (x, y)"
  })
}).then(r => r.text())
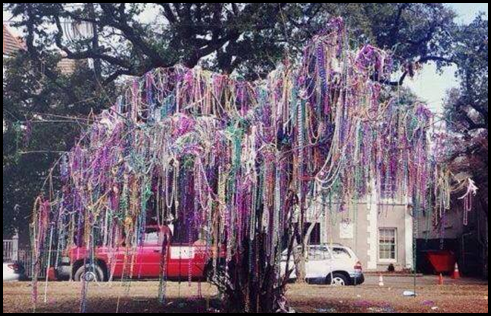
top-left (53, 15), bottom-right (133, 70)
top-left (24, 5), bottom-right (80, 102)
top-left (99, 4), bottom-right (170, 68)
top-left (160, 3), bottom-right (177, 24)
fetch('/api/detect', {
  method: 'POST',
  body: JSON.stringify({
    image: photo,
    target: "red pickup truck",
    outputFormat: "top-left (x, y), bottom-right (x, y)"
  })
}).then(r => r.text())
top-left (56, 226), bottom-right (223, 282)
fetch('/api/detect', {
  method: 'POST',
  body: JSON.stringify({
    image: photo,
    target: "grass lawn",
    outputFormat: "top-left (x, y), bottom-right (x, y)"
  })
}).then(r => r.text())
top-left (3, 276), bottom-right (488, 313)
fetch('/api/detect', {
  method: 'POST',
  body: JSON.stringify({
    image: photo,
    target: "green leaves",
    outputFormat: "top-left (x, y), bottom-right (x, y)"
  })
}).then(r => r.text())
top-left (443, 15), bottom-right (488, 212)
top-left (4, 3), bottom-right (459, 83)
top-left (3, 51), bottom-right (118, 235)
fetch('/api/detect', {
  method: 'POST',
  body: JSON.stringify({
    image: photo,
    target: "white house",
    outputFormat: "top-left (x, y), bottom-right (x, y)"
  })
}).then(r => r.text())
top-left (305, 184), bottom-right (414, 272)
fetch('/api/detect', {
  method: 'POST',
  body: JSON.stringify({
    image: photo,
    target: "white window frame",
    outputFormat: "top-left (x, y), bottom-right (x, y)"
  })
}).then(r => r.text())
top-left (378, 228), bottom-right (398, 263)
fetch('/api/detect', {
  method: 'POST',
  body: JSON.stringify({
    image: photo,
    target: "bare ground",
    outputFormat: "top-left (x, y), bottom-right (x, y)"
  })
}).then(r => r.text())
top-left (3, 276), bottom-right (488, 313)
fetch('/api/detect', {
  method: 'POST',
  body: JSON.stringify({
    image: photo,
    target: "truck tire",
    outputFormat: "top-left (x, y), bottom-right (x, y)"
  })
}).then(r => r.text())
top-left (74, 264), bottom-right (105, 283)
top-left (326, 273), bottom-right (350, 286)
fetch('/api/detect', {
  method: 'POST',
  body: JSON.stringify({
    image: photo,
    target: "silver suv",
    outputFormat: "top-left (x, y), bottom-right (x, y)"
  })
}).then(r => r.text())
top-left (281, 244), bottom-right (365, 286)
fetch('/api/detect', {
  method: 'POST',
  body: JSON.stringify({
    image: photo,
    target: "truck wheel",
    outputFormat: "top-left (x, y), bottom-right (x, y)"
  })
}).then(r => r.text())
top-left (326, 273), bottom-right (349, 286)
top-left (74, 264), bottom-right (104, 283)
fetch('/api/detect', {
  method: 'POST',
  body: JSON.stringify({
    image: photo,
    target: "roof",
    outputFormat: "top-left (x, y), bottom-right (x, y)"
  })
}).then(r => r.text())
top-left (57, 57), bottom-right (77, 75)
top-left (3, 24), bottom-right (76, 74)
top-left (3, 24), bottom-right (25, 56)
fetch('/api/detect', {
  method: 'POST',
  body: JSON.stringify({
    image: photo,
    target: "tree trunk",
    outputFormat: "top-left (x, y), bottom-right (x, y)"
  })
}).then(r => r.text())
top-left (220, 233), bottom-right (290, 313)
top-left (294, 221), bottom-right (317, 283)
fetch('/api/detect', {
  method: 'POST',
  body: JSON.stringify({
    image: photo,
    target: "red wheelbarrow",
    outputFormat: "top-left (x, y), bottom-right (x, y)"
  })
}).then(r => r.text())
top-left (425, 250), bottom-right (457, 275)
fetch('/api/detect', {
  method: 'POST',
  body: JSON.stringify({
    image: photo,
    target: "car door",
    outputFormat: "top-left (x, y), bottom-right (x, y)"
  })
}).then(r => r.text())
top-left (305, 246), bottom-right (332, 280)
top-left (108, 231), bottom-right (136, 279)
top-left (323, 246), bottom-right (334, 277)
top-left (133, 228), bottom-right (163, 278)
top-left (166, 244), bottom-right (196, 280)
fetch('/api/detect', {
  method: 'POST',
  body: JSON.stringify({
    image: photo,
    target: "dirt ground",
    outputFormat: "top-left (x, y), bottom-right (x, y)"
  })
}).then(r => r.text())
top-left (3, 276), bottom-right (488, 313)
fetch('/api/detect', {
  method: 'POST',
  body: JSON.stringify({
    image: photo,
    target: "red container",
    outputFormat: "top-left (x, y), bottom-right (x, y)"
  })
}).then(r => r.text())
top-left (426, 251), bottom-right (456, 274)
top-left (47, 267), bottom-right (58, 281)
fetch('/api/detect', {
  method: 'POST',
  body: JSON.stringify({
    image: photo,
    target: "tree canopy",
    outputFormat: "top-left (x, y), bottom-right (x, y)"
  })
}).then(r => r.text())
top-left (3, 53), bottom-right (117, 237)
top-left (30, 20), bottom-right (439, 313)
top-left (2, 3), bottom-right (487, 242)
top-left (4, 3), bottom-right (456, 84)
top-left (443, 15), bottom-right (488, 212)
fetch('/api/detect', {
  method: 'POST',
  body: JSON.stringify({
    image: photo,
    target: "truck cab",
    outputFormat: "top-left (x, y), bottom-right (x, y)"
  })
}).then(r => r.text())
top-left (57, 225), bottom-right (222, 282)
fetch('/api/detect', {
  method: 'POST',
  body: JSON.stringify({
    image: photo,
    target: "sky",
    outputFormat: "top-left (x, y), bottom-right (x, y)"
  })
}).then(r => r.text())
top-left (406, 3), bottom-right (488, 114)
top-left (3, 3), bottom-right (489, 115)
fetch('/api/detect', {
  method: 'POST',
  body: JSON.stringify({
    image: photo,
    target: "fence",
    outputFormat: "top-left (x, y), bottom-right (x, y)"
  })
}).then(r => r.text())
top-left (3, 240), bottom-right (14, 261)
top-left (3, 235), bottom-right (18, 262)
top-left (17, 249), bottom-right (60, 279)
top-left (4, 246), bottom-right (56, 279)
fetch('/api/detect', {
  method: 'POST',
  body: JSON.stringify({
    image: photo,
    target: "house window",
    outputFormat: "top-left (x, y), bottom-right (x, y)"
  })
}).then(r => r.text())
top-left (379, 228), bottom-right (397, 261)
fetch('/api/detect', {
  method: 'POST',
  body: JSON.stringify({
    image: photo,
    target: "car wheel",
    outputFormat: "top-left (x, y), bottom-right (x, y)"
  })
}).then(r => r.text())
top-left (326, 273), bottom-right (349, 286)
top-left (74, 264), bottom-right (104, 283)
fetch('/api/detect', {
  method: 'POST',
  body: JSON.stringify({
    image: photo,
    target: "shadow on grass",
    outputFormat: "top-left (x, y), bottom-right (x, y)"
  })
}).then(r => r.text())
top-left (35, 297), bottom-right (223, 313)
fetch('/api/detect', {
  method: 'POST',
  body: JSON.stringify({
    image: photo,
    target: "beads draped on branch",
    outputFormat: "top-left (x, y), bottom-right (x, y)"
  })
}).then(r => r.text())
top-left (31, 17), bottom-right (465, 313)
